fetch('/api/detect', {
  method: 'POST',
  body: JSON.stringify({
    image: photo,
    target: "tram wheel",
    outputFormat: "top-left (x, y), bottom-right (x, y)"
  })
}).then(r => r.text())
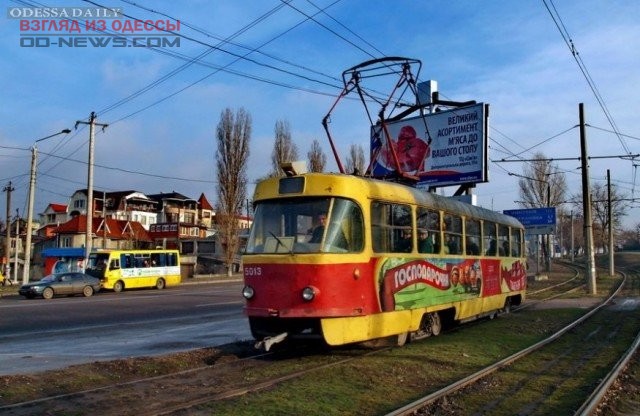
top-left (429, 312), bottom-right (442, 336)
top-left (503, 297), bottom-right (512, 314)
top-left (397, 332), bottom-right (409, 346)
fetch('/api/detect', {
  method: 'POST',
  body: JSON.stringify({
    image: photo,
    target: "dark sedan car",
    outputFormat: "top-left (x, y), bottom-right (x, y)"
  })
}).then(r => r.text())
top-left (19, 272), bottom-right (101, 299)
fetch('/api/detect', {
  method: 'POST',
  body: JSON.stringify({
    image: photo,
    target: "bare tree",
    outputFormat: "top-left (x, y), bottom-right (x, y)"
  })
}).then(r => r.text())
top-left (569, 182), bottom-right (628, 252)
top-left (307, 139), bottom-right (327, 172)
top-left (344, 143), bottom-right (366, 175)
top-left (215, 108), bottom-right (251, 276)
top-left (517, 152), bottom-right (567, 208)
top-left (270, 119), bottom-right (298, 176)
top-left (517, 152), bottom-right (567, 271)
top-left (618, 223), bottom-right (640, 250)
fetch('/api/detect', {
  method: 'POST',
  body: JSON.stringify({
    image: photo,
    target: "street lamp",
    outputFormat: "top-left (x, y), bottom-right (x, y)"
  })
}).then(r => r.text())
top-left (23, 128), bottom-right (71, 284)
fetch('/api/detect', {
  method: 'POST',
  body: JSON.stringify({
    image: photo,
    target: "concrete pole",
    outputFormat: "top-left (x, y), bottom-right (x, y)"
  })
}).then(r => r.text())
top-left (3, 182), bottom-right (14, 277)
top-left (23, 147), bottom-right (37, 284)
top-left (13, 209), bottom-right (19, 283)
top-left (85, 112), bottom-right (96, 267)
top-left (579, 103), bottom-right (597, 294)
top-left (607, 169), bottom-right (614, 276)
top-left (76, 113), bottom-right (107, 268)
top-left (102, 190), bottom-right (107, 249)
top-left (23, 129), bottom-right (71, 283)
top-left (570, 211), bottom-right (575, 263)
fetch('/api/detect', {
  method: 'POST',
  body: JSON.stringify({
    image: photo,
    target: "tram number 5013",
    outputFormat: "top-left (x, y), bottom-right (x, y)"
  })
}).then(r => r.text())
top-left (244, 267), bottom-right (263, 277)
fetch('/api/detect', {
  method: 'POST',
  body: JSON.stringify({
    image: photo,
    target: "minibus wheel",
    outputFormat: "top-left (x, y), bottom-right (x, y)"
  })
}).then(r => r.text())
top-left (113, 281), bottom-right (124, 292)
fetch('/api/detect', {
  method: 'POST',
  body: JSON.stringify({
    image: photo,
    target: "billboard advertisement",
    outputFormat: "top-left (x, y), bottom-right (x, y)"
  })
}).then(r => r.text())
top-left (370, 103), bottom-right (488, 188)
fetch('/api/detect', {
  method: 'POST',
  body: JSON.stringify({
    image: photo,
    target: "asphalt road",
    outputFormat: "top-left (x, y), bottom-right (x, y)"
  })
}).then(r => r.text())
top-left (0, 280), bottom-right (251, 376)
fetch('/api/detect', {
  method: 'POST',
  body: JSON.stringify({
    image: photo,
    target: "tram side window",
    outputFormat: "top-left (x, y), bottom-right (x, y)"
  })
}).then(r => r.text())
top-left (484, 222), bottom-right (497, 256)
top-left (417, 208), bottom-right (439, 254)
top-left (371, 202), bottom-right (412, 253)
top-left (443, 214), bottom-right (462, 255)
top-left (498, 225), bottom-right (510, 256)
top-left (511, 228), bottom-right (523, 257)
top-left (465, 219), bottom-right (481, 255)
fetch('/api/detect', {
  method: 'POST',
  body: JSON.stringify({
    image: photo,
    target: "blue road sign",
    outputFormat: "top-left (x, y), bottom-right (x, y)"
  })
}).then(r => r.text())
top-left (503, 207), bottom-right (556, 226)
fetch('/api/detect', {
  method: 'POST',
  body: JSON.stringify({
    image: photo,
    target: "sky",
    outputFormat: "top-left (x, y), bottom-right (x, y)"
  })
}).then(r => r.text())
top-left (1, 0), bottom-right (639, 230)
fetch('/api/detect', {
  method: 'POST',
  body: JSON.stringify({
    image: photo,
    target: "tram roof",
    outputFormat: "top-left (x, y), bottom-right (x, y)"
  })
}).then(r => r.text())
top-left (253, 173), bottom-right (523, 229)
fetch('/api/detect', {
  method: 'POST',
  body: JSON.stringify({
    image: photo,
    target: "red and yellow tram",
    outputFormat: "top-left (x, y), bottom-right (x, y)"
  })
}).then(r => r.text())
top-left (242, 172), bottom-right (526, 349)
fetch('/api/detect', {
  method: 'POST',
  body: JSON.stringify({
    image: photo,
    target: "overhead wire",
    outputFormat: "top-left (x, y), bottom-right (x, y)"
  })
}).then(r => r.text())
top-left (79, 0), bottom-right (348, 120)
top-left (5, 0), bottom-right (351, 200)
top-left (118, 0), bottom-right (343, 83)
top-left (542, 0), bottom-right (632, 156)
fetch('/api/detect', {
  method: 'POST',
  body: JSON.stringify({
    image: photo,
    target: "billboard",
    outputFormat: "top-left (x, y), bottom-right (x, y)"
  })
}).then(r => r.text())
top-left (370, 103), bottom-right (488, 188)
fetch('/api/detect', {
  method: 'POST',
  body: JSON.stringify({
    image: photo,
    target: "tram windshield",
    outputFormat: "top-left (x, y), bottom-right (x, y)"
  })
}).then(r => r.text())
top-left (245, 197), bottom-right (363, 254)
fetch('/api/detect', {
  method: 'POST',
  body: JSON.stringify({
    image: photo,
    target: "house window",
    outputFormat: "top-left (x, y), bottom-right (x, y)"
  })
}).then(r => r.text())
top-left (181, 241), bottom-right (194, 254)
top-left (61, 237), bottom-right (72, 247)
top-left (74, 200), bottom-right (85, 209)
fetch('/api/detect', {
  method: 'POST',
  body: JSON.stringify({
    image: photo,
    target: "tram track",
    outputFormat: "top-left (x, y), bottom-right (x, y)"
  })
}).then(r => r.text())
top-left (387, 265), bottom-right (640, 416)
top-left (1, 261), bottom-right (638, 415)
top-left (0, 342), bottom-right (392, 416)
top-left (514, 262), bottom-right (584, 311)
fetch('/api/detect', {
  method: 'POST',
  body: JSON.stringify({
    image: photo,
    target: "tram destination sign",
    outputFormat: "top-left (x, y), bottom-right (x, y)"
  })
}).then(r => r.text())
top-left (503, 207), bottom-right (556, 235)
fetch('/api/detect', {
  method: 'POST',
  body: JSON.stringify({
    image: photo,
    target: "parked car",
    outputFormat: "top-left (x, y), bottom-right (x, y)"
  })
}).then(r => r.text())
top-left (19, 272), bottom-right (101, 299)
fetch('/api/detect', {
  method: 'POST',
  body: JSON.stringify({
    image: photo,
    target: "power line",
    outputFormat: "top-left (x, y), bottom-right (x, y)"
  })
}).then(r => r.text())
top-left (81, 0), bottom-right (346, 117)
top-left (542, 0), bottom-right (632, 155)
top-left (38, 150), bottom-right (217, 184)
top-left (281, 0), bottom-right (378, 58)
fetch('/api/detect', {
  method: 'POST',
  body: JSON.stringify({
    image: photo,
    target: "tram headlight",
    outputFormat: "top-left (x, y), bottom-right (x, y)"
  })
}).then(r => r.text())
top-left (242, 285), bottom-right (255, 300)
top-left (301, 286), bottom-right (317, 302)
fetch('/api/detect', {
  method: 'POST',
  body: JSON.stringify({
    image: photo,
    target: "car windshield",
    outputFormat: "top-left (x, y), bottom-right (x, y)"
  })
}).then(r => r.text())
top-left (40, 274), bottom-right (58, 283)
top-left (245, 197), bottom-right (363, 254)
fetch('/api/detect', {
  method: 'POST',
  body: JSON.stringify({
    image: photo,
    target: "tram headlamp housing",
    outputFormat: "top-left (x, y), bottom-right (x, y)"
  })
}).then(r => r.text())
top-left (301, 286), bottom-right (317, 302)
top-left (242, 285), bottom-right (255, 300)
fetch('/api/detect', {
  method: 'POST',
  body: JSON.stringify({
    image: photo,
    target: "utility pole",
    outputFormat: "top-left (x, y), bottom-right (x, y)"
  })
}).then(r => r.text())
top-left (24, 129), bottom-right (71, 284)
top-left (102, 190), bottom-right (107, 249)
top-left (14, 209), bottom-right (19, 283)
top-left (579, 103), bottom-right (597, 294)
top-left (3, 182), bottom-right (14, 278)
top-left (607, 169), bottom-right (614, 276)
top-left (23, 148), bottom-right (37, 284)
top-left (570, 210), bottom-right (575, 263)
top-left (75, 112), bottom-right (108, 267)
